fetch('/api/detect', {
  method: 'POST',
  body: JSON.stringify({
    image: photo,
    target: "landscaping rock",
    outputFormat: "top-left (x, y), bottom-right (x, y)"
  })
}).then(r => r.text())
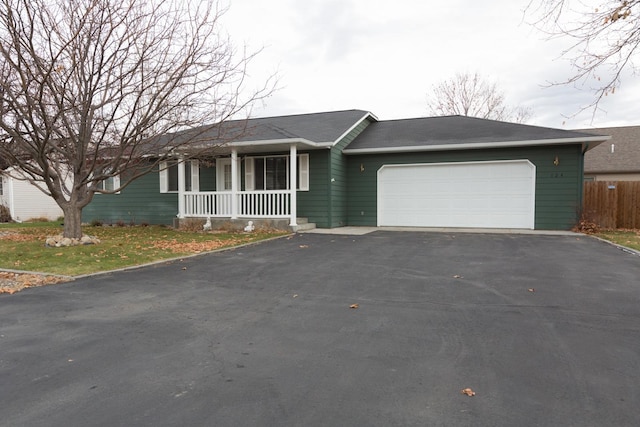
top-left (45, 234), bottom-right (101, 247)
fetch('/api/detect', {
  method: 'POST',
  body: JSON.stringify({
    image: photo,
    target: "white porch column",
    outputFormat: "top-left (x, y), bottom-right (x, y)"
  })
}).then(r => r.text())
top-left (177, 157), bottom-right (186, 218)
top-left (289, 144), bottom-right (297, 227)
top-left (231, 149), bottom-right (238, 219)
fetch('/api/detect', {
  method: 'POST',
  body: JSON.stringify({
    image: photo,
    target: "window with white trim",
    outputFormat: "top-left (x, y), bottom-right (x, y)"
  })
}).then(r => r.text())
top-left (96, 175), bottom-right (121, 193)
top-left (159, 160), bottom-right (199, 193)
top-left (245, 154), bottom-right (309, 191)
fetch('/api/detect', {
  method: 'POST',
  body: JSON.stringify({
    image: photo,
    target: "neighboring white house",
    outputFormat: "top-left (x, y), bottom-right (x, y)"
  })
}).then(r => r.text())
top-left (0, 168), bottom-right (64, 222)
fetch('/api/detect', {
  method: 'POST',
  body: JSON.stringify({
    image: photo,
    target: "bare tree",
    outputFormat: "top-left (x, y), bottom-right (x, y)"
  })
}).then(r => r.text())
top-left (0, 0), bottom-right (273, 238)
top-left (426, 72), bottom-right (533, 123)
top-left (526, 0), bottom-right (640, 115)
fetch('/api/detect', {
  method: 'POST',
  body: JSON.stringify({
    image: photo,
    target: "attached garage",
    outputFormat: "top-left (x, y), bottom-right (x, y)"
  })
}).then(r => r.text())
top-left (377, 160), bottom-right (536, 229)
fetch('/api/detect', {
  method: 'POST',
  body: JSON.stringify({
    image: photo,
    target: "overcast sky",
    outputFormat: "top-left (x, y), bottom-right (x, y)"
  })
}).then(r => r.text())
top-left (221, 0), bottom-right (640, 130)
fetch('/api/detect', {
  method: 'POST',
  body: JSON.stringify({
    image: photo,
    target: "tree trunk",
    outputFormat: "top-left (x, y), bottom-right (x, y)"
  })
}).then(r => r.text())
top-left (62, 205), bottom-right (84, 239)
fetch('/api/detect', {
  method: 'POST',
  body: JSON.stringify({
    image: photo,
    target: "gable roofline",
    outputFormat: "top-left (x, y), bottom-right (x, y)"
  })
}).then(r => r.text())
top-left (226, 110), bottom-right (378, 150)
top-left (343, 135), bottom-right (610, 155)
top-left (330, 111), bottom-right (377, 147)
top-left (342, 115), bottom-right (610, 154)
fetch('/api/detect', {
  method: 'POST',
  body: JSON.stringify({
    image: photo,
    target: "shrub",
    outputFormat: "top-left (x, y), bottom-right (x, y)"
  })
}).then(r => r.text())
top-left (90, 219), bottom-right (104, 227)
top-left (26, 216), bottom-right (50, 222)
top-left (179, 218), bottom-right (207, 232)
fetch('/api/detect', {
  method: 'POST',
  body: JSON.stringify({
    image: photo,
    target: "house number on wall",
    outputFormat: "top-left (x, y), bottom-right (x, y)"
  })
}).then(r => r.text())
top-left (549, 172), bottom-right (564, 178)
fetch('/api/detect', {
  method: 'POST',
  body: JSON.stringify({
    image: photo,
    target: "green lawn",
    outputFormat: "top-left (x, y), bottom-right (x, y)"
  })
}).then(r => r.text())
top-left (0, 222), bottom-right (287, 276)
top-left (594, 229), bottom-right (640, 252)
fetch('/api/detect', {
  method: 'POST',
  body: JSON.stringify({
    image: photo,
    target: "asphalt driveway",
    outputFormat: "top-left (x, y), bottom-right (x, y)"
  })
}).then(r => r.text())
top-left (1, 231), bottom-right (639, 426)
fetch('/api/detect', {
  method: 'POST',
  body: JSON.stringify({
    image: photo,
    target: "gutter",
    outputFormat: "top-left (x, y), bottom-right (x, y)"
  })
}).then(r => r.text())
top-left (343, 135), bottom-right (611, 155)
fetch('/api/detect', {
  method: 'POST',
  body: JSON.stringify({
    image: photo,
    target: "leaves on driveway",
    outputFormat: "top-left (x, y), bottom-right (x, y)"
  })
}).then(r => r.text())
top-left (460, 388), bottom-right (476, 397)
top-left (349, 303), bottom-right (359, 309)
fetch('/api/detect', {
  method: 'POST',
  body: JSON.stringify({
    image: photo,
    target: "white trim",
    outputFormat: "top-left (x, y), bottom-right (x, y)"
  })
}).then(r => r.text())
top-left (230, 138), bottom-right (332, 149)
top-left (177, 158), bottom-right (186, 219)
top-left (190, 160), bottom-right (199, 192)
top-left (289, 144), bottom-right (297, 226)
top-left (344, 136), bottom-right (611, 155)
top-left (245, 153), bottom-right (309, 191)
top-left (159, 161), bottom-right (168, 193)
top-left (298, 154), bottom-right (309, 191)
top-left (244, 157), bottom-right (255, 191)
top-left (231, 149), bottom-right (238, 219)
top-left (330, 112), bottom-right (376, 147)
top-left (216, 158), bottom-right (230, 191)
top-left (95, 175), bottom-right (121, 194)
top-left (377, 160), bottom-right (536, 229)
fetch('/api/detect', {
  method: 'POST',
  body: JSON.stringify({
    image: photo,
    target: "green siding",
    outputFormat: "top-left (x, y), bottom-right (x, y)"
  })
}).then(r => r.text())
top-left (83, 167), bottom-right (178, 225)
top-left (327, 120), bottom-right (371, 227)
top-left (83, 163), bottom-right (218, 225)
top-left (297, 150), bottom-right (330, 227)
top-left (346, 145), bottom-right (584, 230)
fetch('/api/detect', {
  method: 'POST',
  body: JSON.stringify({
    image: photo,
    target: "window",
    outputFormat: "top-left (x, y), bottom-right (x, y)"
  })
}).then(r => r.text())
top-left (159, 160), bottom-right (199, 193)
top-left (0, 176), bottom-right (3, 196)
top-left (245, 154), bottom-right (309, 191)
top-left (97, 175), bottom-right (120, 193)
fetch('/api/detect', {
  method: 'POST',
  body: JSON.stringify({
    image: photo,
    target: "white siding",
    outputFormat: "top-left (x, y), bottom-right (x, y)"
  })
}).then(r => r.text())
top-left (1, 170), bottom-right (64, 221)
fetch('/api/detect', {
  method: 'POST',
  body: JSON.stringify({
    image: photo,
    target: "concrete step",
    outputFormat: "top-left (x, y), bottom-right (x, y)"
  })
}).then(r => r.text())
top-left (291, 221), bottom-right (316, 232)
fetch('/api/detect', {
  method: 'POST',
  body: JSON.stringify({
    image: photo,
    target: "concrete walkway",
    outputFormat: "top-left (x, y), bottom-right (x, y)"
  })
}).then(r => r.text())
top-left (300, 226), bottom-right (579, 236)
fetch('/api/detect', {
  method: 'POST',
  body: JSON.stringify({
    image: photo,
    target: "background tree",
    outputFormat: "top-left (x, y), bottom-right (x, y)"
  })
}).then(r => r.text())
top-left (0, 0), bottom-right (273, 238)
top-left (426, 72), bottom-right (533, 123)
top-left (526, 0), bottom-right (640, 114)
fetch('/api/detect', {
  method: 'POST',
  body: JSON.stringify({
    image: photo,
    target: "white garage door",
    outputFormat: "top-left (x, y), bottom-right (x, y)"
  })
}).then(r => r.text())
top-left (377, 160), bottom-right (535, 229)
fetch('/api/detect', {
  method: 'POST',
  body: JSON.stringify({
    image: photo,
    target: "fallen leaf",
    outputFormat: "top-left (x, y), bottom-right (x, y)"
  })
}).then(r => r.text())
top-left (182, 267), bottom-right (187, 270)
top-left (453, 275), bottom-right (463, 279)
top-left (299, 245), bottom-right (309, 248)
top-left (528, 288), bottom-right (535, 292)
top-left (461, 388), bottom-right (476, 397)
top-left (55, 252), bottom-right (63, 256)
top-left (349, 304), bottom-right (359, 309)
top-left (293, 294), bottom-right (299, 298)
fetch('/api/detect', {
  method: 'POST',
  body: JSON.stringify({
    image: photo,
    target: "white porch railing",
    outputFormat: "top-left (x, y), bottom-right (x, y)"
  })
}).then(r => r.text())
top-left (183, 190), bottom-right (291, 218)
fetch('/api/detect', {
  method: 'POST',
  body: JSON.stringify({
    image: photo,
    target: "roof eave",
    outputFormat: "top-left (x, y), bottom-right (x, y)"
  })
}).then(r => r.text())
top-left (329, 111), bottom-right (377, 147)
top-left (342, 135), bottom-right (611, 155)
top-left (228, 138), bottom-right (333, 150)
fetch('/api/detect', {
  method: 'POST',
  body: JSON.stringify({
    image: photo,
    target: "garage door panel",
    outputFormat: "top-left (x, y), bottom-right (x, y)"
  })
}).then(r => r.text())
top-left (378, 160), bottom-right (535, 229)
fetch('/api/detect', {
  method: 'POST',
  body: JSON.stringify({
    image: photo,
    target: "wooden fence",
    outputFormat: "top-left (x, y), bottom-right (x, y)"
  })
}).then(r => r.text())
top-left (583, 181), bottom-right (640, 229)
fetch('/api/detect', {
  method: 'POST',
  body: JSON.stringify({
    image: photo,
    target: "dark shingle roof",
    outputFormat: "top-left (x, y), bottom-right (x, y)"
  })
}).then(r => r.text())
top-left (579, 126), bottom-right (640, 173)
top-left (149, 109), bottom-right (373, 155)
top-left (344, 115), bottom-right (603, 153)
top-left (234, 109), bottom-right (371, 143)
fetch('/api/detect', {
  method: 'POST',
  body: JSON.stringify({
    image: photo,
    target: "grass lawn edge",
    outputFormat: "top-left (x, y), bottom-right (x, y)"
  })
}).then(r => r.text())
top-left (71, 232), bottom-right (294, 280)
top-left (586, 234), bottom-right (640, 257)
top-left (0, 233), bottom-right (294, 294)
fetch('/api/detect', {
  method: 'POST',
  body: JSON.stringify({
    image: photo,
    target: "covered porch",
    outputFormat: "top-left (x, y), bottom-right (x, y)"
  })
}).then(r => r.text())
top-left (175, 144), bottom-right (301, 226)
